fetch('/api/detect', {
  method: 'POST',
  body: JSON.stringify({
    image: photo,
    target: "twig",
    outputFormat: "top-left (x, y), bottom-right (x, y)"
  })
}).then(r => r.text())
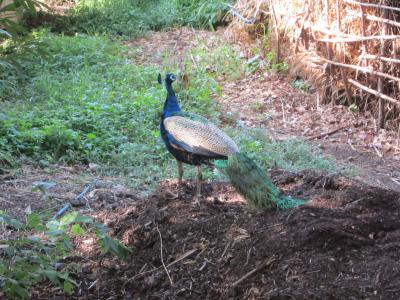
top-left (0, 197), bottom-right (13, 205)
top-left (156, 225), bottom-right (173, 286)
top-left (232, 255), bottom-right (277, 287)
top-left (88, 279), bottom-right (98, 290)
top-left (125, 248), bottom-right (197, 285)
top-left (227, 0), bottom-right (264, 24)
top-left (348, 139), bottom-right (357, 151)
top-left (306, 126), bottom-right (347, 140)
top-left (372, 145), bottom-right (383, 158)
top-left (221, 241), bottom-right (231, 258)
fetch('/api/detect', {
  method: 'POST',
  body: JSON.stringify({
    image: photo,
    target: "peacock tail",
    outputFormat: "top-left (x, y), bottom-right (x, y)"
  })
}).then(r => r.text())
top-left (215, 153), bottom-right (305, 210)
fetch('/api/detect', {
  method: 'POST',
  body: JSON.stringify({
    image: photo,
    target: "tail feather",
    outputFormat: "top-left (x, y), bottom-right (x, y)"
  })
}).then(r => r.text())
top-left (215, 153), bottom-right (304, 210)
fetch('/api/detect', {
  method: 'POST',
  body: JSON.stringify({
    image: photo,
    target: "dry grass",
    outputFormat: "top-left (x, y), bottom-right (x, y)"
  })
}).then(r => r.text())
top-left (226, 0), bottom-right (400, 129)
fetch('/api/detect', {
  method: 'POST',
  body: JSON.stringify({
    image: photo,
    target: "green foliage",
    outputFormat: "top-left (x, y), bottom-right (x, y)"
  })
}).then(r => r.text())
top-left (0, 31), bottom-right (221, 188)
top-left (231, 127), bottom-right (337, 172)
top-left (0, 0), bottom-right (46, 35)
top-left (0, 210), bottom-right (130, 299)
top-left (292, 78), bottom-right (309, 91)
top-left (265, 51), bottom-right (289, 72)
top-left (25, 0), bottom-right (233, 38)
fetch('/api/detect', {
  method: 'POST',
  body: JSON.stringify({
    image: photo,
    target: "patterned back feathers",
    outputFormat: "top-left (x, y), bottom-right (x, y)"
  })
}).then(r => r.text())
top-left (164, 116), bottom-right (238, 157)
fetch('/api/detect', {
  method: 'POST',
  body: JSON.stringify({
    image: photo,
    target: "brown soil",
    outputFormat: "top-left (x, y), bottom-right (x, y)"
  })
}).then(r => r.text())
top-left (27, 171), bottom-right (400, 299)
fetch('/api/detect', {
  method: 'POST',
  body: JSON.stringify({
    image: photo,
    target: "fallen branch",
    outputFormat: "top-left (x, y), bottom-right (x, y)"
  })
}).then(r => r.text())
top-left (306, 126), bottom-right (347, 140)
top-left (347, 79), bottom-right (400, 107)
top-left (232, 255), bottom-right (277, 287)
top-left (156, 225), bottom-right (173, 286)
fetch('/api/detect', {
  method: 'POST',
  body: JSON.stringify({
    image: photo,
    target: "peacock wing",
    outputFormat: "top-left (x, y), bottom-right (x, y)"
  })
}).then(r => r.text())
top-left (163, 114), bottom-right (239, 157)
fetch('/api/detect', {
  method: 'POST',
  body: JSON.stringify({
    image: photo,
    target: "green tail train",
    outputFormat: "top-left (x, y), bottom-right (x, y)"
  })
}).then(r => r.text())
top-left (215, 153), bottom-right (305, 210)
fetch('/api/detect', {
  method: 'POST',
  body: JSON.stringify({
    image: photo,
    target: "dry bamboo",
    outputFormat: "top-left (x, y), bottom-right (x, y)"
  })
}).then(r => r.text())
top-left (320, 57), bottom-right (400, 83)
top-left (343, 0), bottom-right (400, 14)
top-left (337, 0), bottom-right (353, 104)
top-left (348, 79), bottom-right (400, 107)
top-left (378, 3), bottom-right (389, 129)
top-left (363, 14), bottom-right (400, 28)
top-left (362, 54), bottom-right (400, 64)
top-left (320, 35), bottom-right (400, 43)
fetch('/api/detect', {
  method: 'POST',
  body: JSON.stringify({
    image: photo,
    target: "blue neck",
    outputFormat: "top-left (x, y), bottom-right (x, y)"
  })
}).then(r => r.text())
top-left (163, 82), bottom-right (181, 113)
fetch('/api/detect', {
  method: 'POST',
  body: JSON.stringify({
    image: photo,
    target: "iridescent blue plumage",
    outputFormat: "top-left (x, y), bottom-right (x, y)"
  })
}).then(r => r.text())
top-left (159, 73), bottom-right (305, 209)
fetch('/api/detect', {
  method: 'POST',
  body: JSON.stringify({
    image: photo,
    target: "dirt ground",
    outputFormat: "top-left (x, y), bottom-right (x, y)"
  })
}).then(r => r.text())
top-left (1, 28), bottom-right (400, 299)
top-left (24, 171), bottom-right (400, 299)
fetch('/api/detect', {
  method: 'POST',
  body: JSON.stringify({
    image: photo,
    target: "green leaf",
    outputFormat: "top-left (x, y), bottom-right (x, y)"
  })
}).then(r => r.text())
top-left (0, 212), bottom-right (23, 229)
top-left (74, 214), bottom-right (93, 224)
top-left (46, 219), bottom-right (60, 230)
top-left (99, 235), bottom-right (131, 260)
top-left (0, 28), bottom-right (12, 38)
top-left (63, 280), bottom-right (74, 294)
top-left (4, 278), bottom-right (29, 299)
top-left (71, 224), bottom-right (85, 235)
top-left (59, 212), bottom-right (79, 226)
top-left (87, 132), bottom-right (97, 140)
top-left (26, 213), bottom-right (44, 230)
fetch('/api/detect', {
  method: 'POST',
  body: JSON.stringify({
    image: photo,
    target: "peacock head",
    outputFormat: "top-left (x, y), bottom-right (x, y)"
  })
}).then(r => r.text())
top-left (165, 73), bottom-right (176, 85)
top-left (158, 73), bottom-right (176, 85)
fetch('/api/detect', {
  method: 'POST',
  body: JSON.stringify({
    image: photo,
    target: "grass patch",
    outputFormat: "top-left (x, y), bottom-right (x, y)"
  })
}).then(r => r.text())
top-left (25, 0), bottom-right (232, 38)
top-left (231, 127), bottom-right (337, 172)
top-left (0, 31), bottom-right (221, 189)
top-left (0, 30), bottom-right (339, 189)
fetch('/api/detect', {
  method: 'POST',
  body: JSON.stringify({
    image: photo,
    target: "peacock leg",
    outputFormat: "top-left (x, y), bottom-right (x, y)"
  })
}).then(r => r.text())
top-left (177, 160), bottom-right (183, 197)
top-left (194, 166), bottom-right (202, 205)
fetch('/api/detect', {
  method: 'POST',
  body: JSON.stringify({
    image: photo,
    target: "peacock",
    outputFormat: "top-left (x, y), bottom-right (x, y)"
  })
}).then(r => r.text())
top-left (159, 73), bottom-right (304, 209)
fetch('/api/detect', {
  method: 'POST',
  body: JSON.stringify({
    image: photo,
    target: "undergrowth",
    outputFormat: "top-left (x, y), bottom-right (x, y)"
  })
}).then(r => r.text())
top-left (0, 210), bottom-right (130, 299)
top-left (0, 30), bottom-right (339, 189)
top-left (25, 0), bottom-right (233, 37)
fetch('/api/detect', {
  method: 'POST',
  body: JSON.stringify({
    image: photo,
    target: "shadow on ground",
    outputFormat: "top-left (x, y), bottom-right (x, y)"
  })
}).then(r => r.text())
top-left (28, 170), bottom-right (400, 299)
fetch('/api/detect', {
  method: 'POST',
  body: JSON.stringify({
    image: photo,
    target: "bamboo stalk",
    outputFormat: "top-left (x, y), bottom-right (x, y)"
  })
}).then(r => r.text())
top-left (362, 54), bottom-right (400, 64)
top-left (337, 0), bottom-right (352, 104)
top-left (294, 0), bottom-right (309, 53)
top-left (270, 0), bottom-right (280, 62)
top-left (347, 79), bottom-right (400, 107)
top-left (378, 2), bottom-right (389, 129)
top-left (312, 26), bottom-right (352, 38)
top-left (325, 0), bottom-right (334, 104)
top-left (319, 57), bottom-right (400, 83)
top-left (363, 14), bottom-right (400, 28)
top-left (343, 0), bottom-right (400, 13)
top-left (359, 3), bottom-right (367, 99)
top-left (320, 35), bottom-right (400, 43)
